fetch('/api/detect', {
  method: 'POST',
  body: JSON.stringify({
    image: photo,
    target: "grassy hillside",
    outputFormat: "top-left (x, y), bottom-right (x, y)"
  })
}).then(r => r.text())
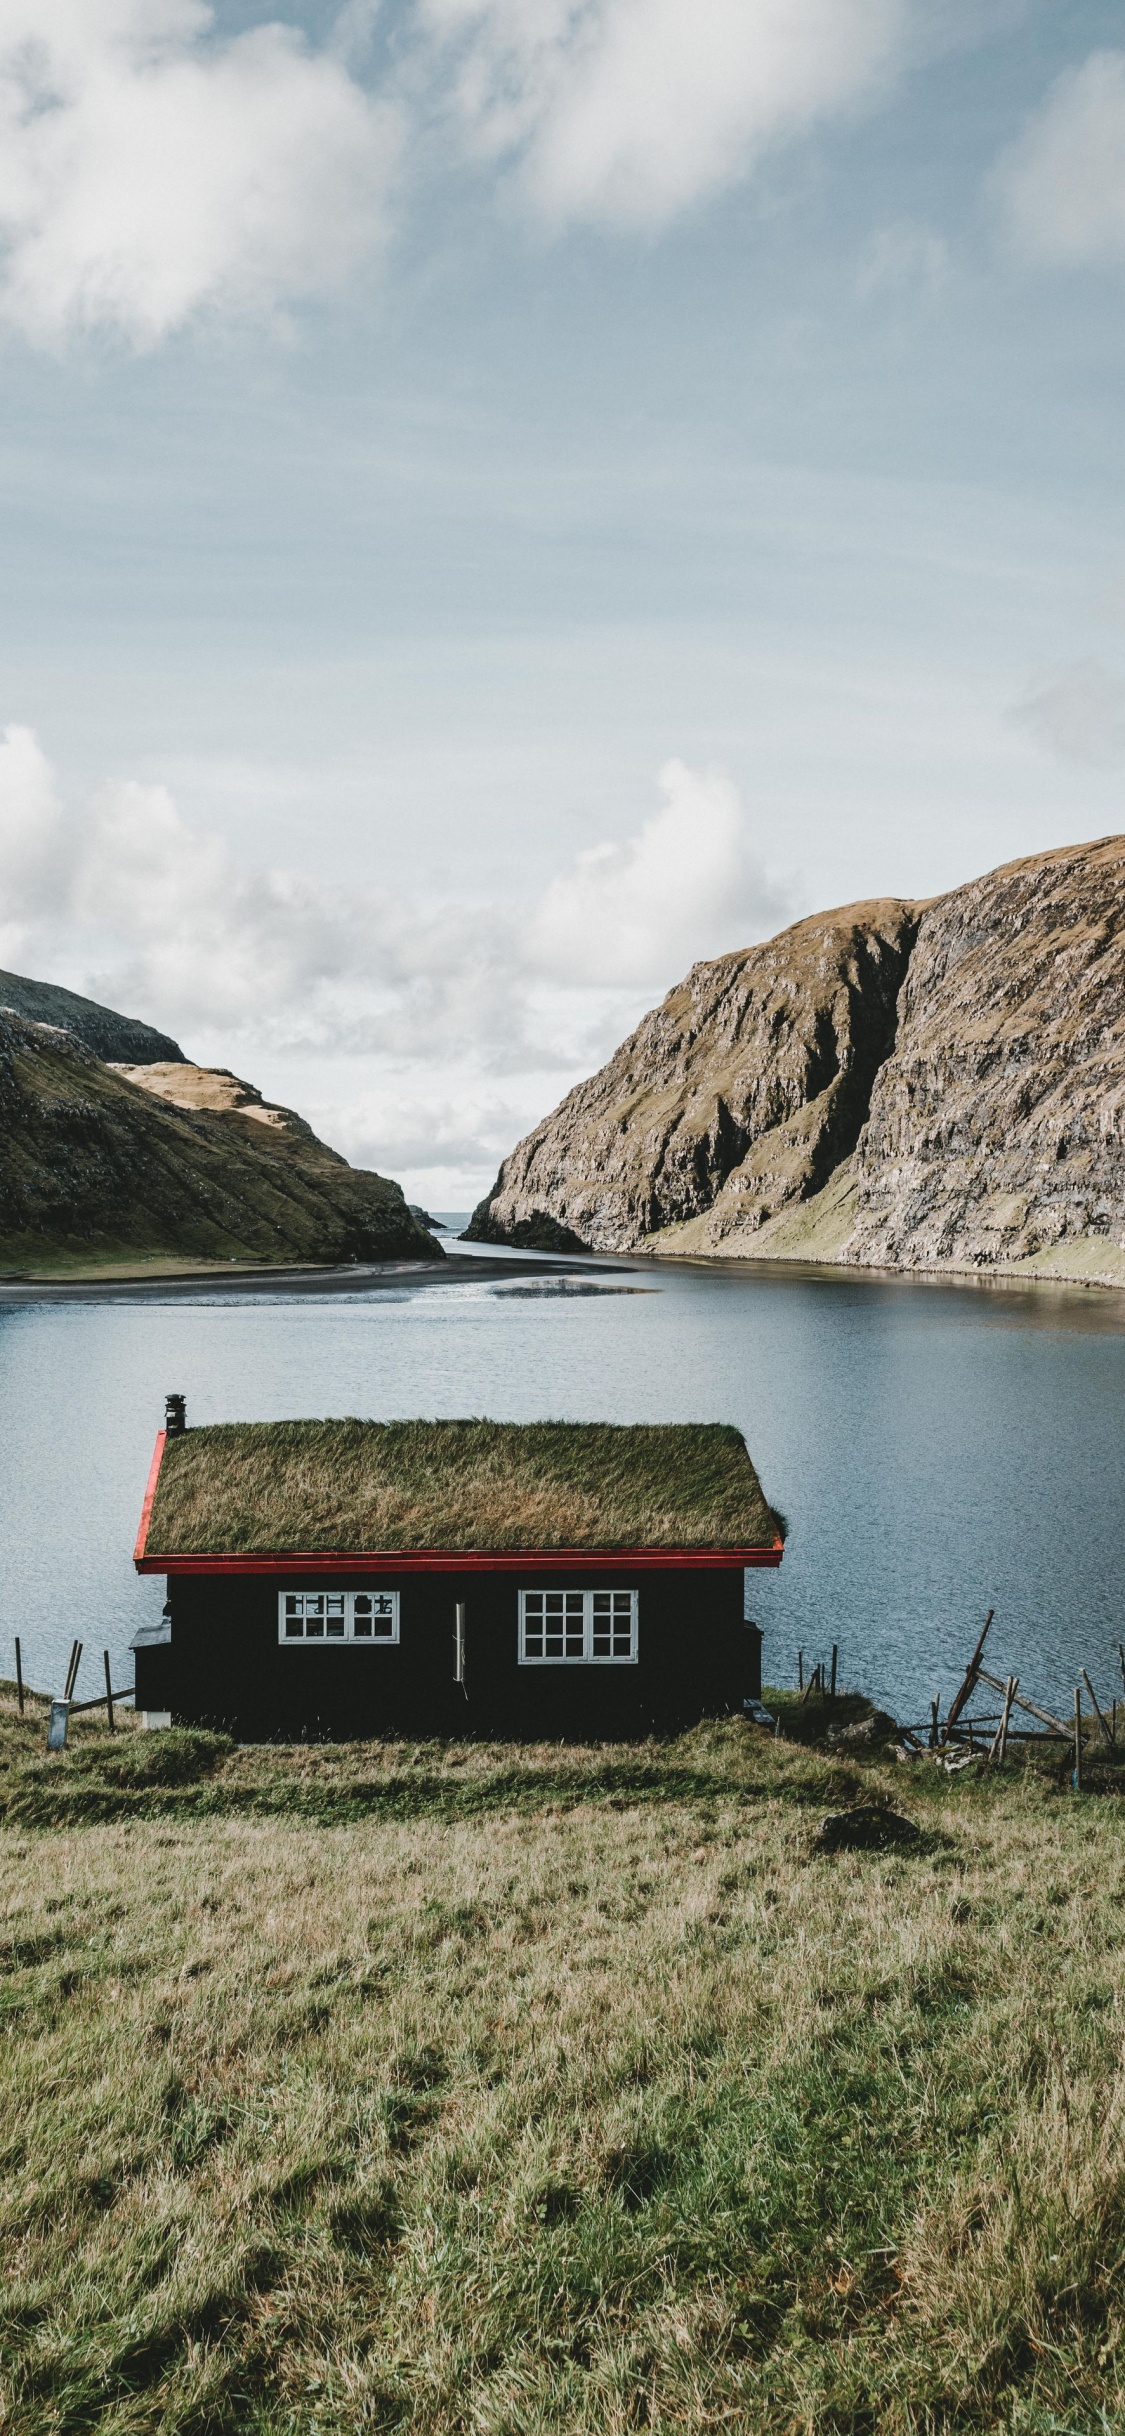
top-left (2, 1694), bottom-right (1124, 2432)
top-left (0, 1009), bottom-right (441, 1272)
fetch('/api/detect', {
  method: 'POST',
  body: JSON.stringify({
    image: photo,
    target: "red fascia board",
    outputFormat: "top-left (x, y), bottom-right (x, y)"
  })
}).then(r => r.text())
top-left (133, 1432), bottom-right (167, 1564)
top-left (136, 1539), bottom-right (784, 1577)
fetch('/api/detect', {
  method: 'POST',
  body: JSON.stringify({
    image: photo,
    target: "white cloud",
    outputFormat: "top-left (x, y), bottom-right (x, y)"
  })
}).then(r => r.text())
top-left (1007, 659), bottom-right (1125, 769)
top-left (0, 732), bottom-right (785, 1047)
top-left (0, 724), bottom-right (68, 940)
top-left (321, 1085), bottom-right (527, 1179)
top-left (0, 728), bottom-right (788, 1191)
top-left (529, 757), bottom-right (785, 983)
top-left (0, 0), bottom-right (400, 345)
top-left (996, 49), bottom-right (1125, 266)
top-left (418, 0), bottom-right (911, 229)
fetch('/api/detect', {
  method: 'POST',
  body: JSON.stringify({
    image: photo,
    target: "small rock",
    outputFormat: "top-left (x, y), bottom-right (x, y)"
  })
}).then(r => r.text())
top-left (826, 1708), bottom-right (899, 1747)
top-left (815, 1805), bottom-right (920, 1853)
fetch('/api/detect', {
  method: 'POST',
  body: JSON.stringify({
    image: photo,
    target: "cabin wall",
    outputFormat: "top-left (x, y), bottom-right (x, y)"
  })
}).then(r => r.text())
top-left (136, 1567), bottom-right (761, 1741)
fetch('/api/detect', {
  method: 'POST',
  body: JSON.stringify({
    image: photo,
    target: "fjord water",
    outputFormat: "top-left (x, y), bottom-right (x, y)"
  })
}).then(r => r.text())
top-left (3, 1239), bottom-right (1124, 1727)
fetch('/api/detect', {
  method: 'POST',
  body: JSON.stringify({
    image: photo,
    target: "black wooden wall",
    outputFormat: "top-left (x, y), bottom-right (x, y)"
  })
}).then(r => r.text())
top-left (135, 1566), bottom-right (763, 1740)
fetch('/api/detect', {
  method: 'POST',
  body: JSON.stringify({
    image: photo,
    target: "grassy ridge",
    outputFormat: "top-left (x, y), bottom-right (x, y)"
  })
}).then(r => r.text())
top-left (2, 1695), bottom-right (1124, 2431)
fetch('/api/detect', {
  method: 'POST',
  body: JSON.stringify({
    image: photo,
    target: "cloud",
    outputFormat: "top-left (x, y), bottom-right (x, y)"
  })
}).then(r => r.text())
top-left (320, 1086), bottom-right (528, 1180)
top-left (0, 0), bottom-right (400, 345)
top-left (529, 758), bottom-right (786, 983)
top-left (0, 724), bottom-right (68, 936)
top-left (418, 0), bottom-right (911, 229)
top-left (996, 49), bottom-right (1125, 266)
top-left (1007, 659), bottom-right (1125, 768)
top-left (0, 726), bottom-right (787, 1087)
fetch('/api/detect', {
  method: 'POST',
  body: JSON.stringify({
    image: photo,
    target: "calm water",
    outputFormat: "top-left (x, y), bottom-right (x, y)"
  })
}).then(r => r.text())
top-left (3, 1233), bottom-right (1125, 1727)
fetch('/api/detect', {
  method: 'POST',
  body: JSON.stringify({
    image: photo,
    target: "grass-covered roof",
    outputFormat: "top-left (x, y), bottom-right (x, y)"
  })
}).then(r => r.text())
top-left (144, 1419), bottom-right (780, 1556)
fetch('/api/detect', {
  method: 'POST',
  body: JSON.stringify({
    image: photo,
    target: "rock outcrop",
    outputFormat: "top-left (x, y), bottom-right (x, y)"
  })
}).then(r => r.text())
top-left (843, 837), bottom-right (1125, 1277)
top-left (469, 835), bottom-right (1125, 1288)
top-left (469, 901), bottom-right (919, 1252)
top-left (0, 1012), bottom-right (442, 1272)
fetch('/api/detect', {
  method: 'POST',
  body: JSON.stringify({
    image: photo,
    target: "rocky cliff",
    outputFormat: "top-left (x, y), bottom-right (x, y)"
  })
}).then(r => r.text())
top-left (468, 835), bottom-right (1125, 1288)
top-left (0, 1011), bottom-right (441, 1273)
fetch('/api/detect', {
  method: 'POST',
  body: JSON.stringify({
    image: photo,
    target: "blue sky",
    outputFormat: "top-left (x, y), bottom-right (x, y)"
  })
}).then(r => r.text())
top-left (1, 0), bottom-right (1123, 1203)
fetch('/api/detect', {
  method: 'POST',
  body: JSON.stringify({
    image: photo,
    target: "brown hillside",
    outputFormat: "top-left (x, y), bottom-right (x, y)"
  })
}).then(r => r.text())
top-left (468, 899), bottom-right (919, 1252)
top-left (469, 837), bottom-right (1125, 1288)
top-left (0, 1010), bottom-right (441, 1273)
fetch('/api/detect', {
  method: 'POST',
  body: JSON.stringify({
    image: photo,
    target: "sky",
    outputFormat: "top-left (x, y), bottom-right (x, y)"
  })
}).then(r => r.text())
top-left (0, 0), bottom-right (1123, 1208)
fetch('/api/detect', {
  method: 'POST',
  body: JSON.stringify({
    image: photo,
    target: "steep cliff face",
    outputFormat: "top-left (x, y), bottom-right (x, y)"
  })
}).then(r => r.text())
top-left (469, 835), bottom-right (1125, 1287)
top-left (468, 900), bottom-right (919, 1251)
top-left (0, 1012), bottom-right (442, 1272)
top-left (842, 836), bottom-right (1125, 1278)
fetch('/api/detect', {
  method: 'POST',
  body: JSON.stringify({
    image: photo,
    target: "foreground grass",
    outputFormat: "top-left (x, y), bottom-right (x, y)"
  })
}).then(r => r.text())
top-left (2, 1696), bottom-right (1125, 2432)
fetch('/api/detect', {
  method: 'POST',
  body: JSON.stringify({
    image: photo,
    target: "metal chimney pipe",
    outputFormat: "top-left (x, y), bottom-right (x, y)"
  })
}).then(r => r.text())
top-left (165, 1393), bottom-right (186, 1435)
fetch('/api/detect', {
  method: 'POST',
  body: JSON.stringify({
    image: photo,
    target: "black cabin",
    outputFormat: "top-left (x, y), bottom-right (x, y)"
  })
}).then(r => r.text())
top-left (132, 1413), bottom-right (783, 1741)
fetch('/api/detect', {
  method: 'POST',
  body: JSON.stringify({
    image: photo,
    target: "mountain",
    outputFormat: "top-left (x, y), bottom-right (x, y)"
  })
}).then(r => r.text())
top-left (0, 968), bottom-right (184, 1064)
top-left (467, 835), bottom-right (1125, 1289)
top-left (0, 1002), bottom-right (441, 1273)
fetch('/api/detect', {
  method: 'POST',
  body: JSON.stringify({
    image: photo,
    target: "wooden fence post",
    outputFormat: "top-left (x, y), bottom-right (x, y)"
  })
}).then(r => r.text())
top-left (1074, 1688), bottom-right (1082, 1792)
top-left (1081, 1669), bottom-right (1113, 1750)
top-left (103, 1651), bottom-right (115, 1734)
top-left (14, 1638), bottom-right (23, 1717)
top-left (830, 1645), bottom-right (838, 1698)
top-left (943, 1610), bottom-right (995, 1741)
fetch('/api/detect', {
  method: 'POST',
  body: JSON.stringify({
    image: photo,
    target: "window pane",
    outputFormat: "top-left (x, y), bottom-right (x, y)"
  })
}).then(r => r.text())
top-left (521, 1586), bottom-right (631, 1662)
top-left (352, 1595), bottom-right (373, 1637)
top-left (305, 1594), bottom-right (325, 1638)
top-left (371, 1594), bottom-right (395, 1637)
top-left (543, 1590), bottom-right (566, 1658)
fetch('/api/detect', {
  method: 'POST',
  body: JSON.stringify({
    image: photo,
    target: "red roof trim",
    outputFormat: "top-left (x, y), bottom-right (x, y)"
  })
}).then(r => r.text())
top-left (136, 1539), bottom-right (784, 1577)
top-left (133, 1432), bottom-right (167, 1564)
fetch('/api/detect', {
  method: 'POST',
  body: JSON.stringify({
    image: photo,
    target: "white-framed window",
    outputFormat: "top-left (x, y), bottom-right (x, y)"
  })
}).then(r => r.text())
top-left (519, 1588), bottom-right (638, 1665)
top-left (278, 1590), bottom-right (399, 1645)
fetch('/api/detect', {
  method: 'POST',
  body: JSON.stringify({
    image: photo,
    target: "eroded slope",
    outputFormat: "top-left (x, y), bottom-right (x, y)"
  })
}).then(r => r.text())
top-left (470, 834), bottom-right (1125, 1286)
top-left (842, 835), bottom-right (1125, 1278)
top-left (0, 1012), bottom-right (441, 1272)
top-left (468, 900), bottom-right (919, 1252)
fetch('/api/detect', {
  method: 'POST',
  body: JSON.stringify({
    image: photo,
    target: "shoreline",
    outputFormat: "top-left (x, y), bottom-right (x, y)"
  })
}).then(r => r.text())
top-left (0, 1250), bottom-right (604, 1305)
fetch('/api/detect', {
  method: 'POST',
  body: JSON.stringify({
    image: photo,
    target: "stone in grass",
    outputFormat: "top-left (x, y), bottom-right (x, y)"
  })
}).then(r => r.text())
top-left (826, 1709), bottom-right (899, 1746)
top-left (815, 1804), bottom-right (920, 1853)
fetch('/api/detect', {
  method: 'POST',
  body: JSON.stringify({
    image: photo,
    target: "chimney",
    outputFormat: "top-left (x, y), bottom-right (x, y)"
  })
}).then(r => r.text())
top-left (165, 1393), bottom-right (186, 1436)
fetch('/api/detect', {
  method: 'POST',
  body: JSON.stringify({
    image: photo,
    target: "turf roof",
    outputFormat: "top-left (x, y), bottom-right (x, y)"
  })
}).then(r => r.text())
top-left (143, 1419), bottom-right (780, 1556)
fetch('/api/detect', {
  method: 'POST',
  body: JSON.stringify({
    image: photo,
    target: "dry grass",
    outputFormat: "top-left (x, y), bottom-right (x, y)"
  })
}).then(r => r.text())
top-left (145, 1420), bottom-right (781, 1556)
top-left (2, 1694), bottom-right (1125, 2433)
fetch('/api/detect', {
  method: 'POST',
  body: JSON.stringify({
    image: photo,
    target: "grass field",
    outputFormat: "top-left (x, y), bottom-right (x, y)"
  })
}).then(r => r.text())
top-left (2, 1690), bottom-right (1125, 2434)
